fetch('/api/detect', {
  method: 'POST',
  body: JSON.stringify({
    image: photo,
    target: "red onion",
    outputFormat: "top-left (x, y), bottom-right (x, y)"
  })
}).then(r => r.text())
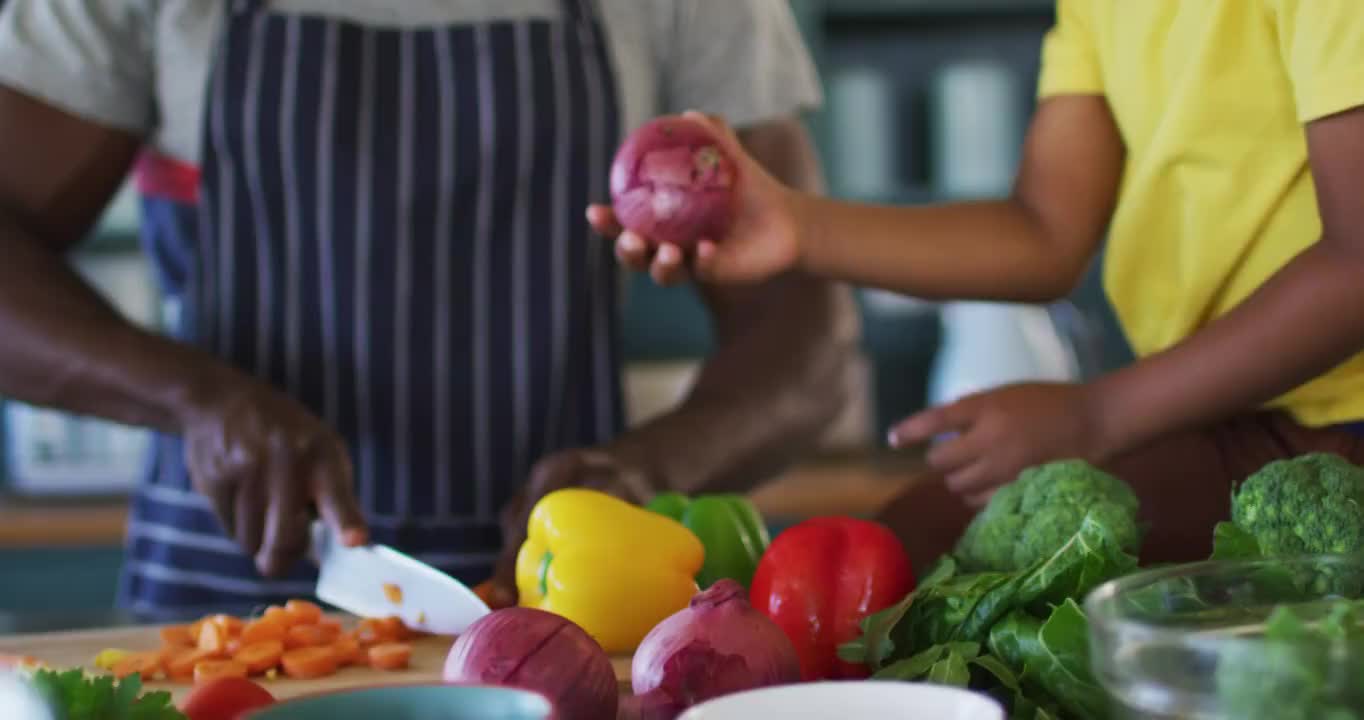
top-left (444, 607), bottom-right (618, 720)
top-left (609, 115), bottom-right (737, 249)
top-left (629, 579), bottom-right (800, 719)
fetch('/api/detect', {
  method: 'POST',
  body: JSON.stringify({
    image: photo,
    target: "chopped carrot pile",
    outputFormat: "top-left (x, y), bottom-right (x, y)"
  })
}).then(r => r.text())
top-left (88, 599), bottom-right (417, 682)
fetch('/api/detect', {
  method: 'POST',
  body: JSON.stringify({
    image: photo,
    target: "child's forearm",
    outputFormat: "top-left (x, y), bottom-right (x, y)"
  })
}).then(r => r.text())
top-left (796, 195), bottom-right (1084, 302)
top-left (790, 97), bottom-right (1124, 303)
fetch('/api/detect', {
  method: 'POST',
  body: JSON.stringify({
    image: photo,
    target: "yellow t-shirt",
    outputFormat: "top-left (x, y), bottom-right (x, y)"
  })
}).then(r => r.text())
top-left (1039, 0), bottom-right (1364, 426)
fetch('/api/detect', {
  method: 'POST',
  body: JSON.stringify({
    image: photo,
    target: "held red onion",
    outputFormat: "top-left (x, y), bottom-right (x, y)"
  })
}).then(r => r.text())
top-left (443, 607), bottom-right (618, 720)
top-left (628, 579), bottom-right (800, 719)
top-left (609, 115), bottom-right (738, 249)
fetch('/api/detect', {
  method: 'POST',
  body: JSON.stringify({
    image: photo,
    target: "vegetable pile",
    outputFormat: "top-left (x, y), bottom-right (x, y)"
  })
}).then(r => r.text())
top-left (839, 460), bottom-right (1138, 719)
top-left (838, 453), bottom-right (1364, 719)
top-left (92, 600), bottom-right (415, 685)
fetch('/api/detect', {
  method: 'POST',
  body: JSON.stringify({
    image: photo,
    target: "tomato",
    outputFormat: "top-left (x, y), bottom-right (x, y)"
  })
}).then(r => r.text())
top-left (180, 677), bottom-right (276, 720)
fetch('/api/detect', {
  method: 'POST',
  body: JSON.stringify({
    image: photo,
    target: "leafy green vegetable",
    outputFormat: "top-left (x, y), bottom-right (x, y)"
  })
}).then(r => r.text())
top-left (28, 669), bottom-right (186, 720)
top-left (841, 463), bottom-right (1141, 720)
top-left (954, 460), bottom-right (1141, 574)
top-left (873, 642), bottom-right (979, 681)
top-left (1214, 603), bottom-right (1364, 720)
top-left (1210, 521), bottom-right (1262, 561)
top-left (987, 600), bottom-right (1108, 720)
top-left (926, 647), bottom-right (973, 687)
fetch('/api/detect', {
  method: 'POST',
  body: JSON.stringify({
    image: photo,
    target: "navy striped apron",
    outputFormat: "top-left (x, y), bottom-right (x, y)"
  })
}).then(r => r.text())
top-left (120, 0), bottom-right (624, 613)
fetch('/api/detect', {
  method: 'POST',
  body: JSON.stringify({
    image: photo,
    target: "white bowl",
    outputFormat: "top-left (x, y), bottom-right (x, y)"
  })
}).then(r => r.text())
top-left (677, 682), bottom-right (1005, 720)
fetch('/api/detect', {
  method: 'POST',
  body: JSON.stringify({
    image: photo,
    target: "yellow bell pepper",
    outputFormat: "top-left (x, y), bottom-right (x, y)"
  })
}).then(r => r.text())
top-left (516, 488), bottom-right (705, 653)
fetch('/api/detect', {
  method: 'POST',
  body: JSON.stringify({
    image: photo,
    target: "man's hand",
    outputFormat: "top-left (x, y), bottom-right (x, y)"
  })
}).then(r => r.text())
top-left (888, 382), bottom-right (1110, 505)
top-left (489, 448), bottom-right (655, 608)
top-left (181, 378), bottom-right (369, 578)
top-left (591, 112), bottom-right (805, 287)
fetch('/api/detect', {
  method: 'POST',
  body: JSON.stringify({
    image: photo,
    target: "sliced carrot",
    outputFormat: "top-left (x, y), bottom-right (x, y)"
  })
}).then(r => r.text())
top-left (281, 646), bottom-right (340, 679)
top-left (284, 599), bottom-right (323, 625)
top-left (208, 614), bottom-right (245, 637)
top-left (377, 616), bottom-right (410, 642)
top-left (367, 642), bottom-right (411, 671)
top-left (166, 648), bottom-right (221, 680)
top-left (234, 639), bottom-right (285, 675)
top-left (198, 621), bottom-right (227, 653)
top-left (193, 658), bottom-right (248, 683)
top-left (187, 619), bottom-right (205, 639)
top-left (285, 624), bottom-right (333, 650)
top-left (354, 618), bottom-right (386, 647)
top-left (0, 654), bottom-right (41, 670)
top-left (332, 635), bottom-right (364, 667)
top-left (225, 638), bottom-right (243, 656)
top-left (262, 606), bottom-right (295, 628)
top-left (382, 583), bottom-right (403, 604)
top-left (240, 618), bottom-right (288, 645)
top-left (110, 651), bottom-right (163, 680)
top-left (160, 624), bottom-right (195, 647)
top-left (316, 618), bottom-right (344, 639)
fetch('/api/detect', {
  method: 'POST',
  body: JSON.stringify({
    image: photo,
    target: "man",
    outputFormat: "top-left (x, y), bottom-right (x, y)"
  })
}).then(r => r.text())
top-left (0, 0), bottom-right (856, 613)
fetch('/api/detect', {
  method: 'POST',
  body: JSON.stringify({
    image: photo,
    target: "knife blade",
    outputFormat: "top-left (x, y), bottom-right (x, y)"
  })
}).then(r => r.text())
top-left (311, 521), bottom-right (491, 636)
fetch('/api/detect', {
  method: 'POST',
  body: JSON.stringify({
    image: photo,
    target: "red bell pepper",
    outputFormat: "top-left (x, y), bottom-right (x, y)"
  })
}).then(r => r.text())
top-left (749, 516), bottom-right (914, 680)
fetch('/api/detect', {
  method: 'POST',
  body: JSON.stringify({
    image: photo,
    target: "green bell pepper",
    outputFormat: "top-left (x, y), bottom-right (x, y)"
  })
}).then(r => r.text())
top-left (645, 492), bottom-right (771, 589)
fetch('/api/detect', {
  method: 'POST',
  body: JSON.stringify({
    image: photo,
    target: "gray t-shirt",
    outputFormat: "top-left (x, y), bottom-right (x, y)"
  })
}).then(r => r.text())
top-left (0, 0), bottom-right (822, 164)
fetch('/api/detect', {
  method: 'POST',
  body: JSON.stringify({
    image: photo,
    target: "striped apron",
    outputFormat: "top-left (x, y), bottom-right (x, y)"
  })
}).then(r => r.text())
top-left (121, 0), bottom-right (624, 613)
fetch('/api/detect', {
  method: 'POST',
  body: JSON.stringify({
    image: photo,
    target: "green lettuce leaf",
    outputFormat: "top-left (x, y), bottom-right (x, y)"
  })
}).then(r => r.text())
top-left (28, 668), bottom-right (185, 720)
top-left (987, 600), bottom-right (1108, 720)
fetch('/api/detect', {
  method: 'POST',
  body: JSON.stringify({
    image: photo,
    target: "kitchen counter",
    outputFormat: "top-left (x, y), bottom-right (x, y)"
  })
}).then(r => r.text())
top-left (0, 451), bottom-right (927, 549)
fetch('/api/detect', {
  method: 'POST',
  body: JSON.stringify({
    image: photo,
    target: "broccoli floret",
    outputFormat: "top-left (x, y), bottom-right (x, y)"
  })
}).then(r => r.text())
top-left (953, 459), bottom-right (1141, 573)
top-left (1232, 453), bottom-right (1364, 557)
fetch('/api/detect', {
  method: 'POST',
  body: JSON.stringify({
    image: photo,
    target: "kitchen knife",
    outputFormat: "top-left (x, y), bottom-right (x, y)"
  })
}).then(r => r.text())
top-left (311, 521), bottom-right (491, 636)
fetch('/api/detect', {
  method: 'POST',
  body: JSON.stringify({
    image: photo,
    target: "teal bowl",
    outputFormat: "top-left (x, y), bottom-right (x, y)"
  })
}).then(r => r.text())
top-left (244, 684), bottom-right (554, 720)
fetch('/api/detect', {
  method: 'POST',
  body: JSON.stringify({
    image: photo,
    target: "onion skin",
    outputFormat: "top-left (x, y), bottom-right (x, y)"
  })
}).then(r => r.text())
top-left (609, 115), bottom-right (737, 249)
top-left (629, 579), bottom-right (800, 719)
top-left (444, 607), bottom-right (618, 720)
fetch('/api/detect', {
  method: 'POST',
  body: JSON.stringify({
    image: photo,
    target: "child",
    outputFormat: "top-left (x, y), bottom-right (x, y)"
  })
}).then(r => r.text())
top-left (591, 0), bottom-right (1364, 567)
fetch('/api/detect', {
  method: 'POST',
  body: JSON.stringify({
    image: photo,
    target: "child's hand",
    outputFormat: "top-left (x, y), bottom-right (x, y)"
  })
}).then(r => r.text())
top-left (589, 112), bottom-right (804, 286)
top-left (888, 382), bottom-right (1111, 505)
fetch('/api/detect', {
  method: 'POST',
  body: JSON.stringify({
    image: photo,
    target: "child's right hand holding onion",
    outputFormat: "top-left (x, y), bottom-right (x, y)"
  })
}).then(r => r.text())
top-left (589, 111), bottom-right (806, 287)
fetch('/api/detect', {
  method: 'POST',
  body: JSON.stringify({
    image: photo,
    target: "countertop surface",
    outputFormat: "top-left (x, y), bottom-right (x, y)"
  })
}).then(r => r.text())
top-left (0, 452), bottom-right (927, 549)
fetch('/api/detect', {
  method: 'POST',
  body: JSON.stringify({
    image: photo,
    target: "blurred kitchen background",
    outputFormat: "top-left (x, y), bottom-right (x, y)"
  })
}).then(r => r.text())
top-left (0, 0), bottom-right (1133, 613)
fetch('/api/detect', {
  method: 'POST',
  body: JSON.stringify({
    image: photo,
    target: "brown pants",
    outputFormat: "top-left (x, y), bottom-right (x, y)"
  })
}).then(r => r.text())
top-left (873, 412), bottom-right (1364, 573)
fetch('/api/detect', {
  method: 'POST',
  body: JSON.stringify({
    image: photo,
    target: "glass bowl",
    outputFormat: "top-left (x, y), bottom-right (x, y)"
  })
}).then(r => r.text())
top-left (1085, 554), bottom-right (1364, 720)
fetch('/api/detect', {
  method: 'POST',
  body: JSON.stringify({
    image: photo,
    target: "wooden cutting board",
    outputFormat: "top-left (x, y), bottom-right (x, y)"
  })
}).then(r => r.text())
top-left (0, 619), bottom-right (634, 704)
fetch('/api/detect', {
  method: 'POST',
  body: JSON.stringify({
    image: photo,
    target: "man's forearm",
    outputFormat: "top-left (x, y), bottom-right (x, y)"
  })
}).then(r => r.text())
top-left (610, 276), bottom-right (858, 496)
top-left (0, 216), bottom-right (229, 433)
top-left (609, 118), bottom-right (860, 495)
top-left (1092, 241), bottom-right (1364, 457)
